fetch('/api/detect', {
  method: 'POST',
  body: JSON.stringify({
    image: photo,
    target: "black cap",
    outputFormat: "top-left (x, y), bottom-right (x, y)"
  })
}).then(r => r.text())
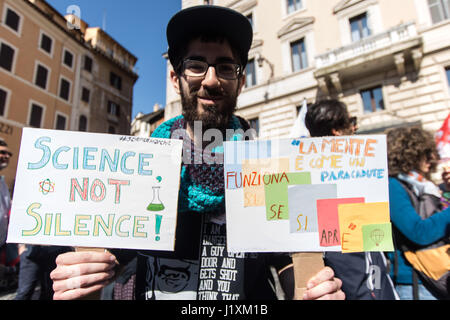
top-left (166, 5), bottom-right (253, 70)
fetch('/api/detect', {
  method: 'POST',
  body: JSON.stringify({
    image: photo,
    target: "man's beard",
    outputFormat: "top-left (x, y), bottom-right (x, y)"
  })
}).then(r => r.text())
top-left (179, 81), bottom-right (238, 132)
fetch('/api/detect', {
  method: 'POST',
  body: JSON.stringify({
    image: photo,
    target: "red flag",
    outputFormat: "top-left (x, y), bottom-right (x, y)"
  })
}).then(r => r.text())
top-left (435, 112), bottom-right (450, 161)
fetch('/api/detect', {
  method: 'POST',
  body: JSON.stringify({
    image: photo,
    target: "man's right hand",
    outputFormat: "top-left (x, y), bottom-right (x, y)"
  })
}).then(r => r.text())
top-left (50, 251), bottom-right (117, 300)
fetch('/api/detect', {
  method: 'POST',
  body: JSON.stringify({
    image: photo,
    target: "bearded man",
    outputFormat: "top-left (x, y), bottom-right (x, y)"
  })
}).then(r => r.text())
top-left (50, 5), bottom-right (344, 301)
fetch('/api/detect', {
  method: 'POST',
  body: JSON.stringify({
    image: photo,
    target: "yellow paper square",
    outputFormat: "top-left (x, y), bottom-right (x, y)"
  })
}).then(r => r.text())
top-left (242, 158), bottom-right (290, 207)
top-left (338, 202), bottom-right (390, 253)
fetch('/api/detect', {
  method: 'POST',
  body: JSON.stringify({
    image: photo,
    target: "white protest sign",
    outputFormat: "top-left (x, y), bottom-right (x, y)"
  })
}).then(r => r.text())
top-left (7, 128), bottom-right (182, 251)
top-left (224, 135), bottom-right (393, 253)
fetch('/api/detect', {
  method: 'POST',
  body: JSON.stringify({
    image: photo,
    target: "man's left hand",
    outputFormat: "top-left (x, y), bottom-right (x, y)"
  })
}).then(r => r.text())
top-left (302, 266), bottom-right (345, 300)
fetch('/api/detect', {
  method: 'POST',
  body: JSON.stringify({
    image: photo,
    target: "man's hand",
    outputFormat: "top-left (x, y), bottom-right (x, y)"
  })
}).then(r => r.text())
top-left (50, 251), bottom-right (117, 300)
top-left (302, 266), bottom-right (345, 300)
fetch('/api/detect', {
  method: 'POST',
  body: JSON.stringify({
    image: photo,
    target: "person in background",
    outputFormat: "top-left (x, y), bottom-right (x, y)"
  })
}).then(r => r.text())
top-left (304, 99), bottom-right (398, 300)
top-left (14, 245), bottom-right (71, 300)
top-left (305, 99), bottom-right (356, 137)
top-left (0, 138), bottom-right (12, 247)
top-left (386, 126), bottom-right (450, 299)
top-left (0, 138), bottom-right (19, 293)
top-left (350, 116), bottom-right (359, 133)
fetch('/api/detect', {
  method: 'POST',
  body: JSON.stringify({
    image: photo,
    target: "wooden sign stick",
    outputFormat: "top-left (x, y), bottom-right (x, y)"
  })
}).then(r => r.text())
top-left (74, 247), bottom-right (107, 300)
top-left (292, 252), bottom-right (324, 300)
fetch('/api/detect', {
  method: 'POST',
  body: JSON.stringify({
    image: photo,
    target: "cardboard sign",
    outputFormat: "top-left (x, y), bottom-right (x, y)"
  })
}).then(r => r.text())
top-left (7, 128), bottom-right (183, 251)
top-left (224, 136), bottom-right (393, 253)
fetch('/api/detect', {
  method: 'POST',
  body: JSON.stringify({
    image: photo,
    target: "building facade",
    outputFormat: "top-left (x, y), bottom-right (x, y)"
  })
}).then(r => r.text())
top-left (0, 0), bottom-right (138, 192)
top-left (131, 104), bottom-right (165, 137)
top-left (165, 0), bottom-right (450, 139)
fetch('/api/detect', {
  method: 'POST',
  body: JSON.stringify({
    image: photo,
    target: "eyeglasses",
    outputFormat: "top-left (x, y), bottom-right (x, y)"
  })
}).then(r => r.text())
top-left (181, 59), bottom-right (242, 80)
top-left (0, 150), bottom-right (12, 156)
top-left (350, 116), bottom-right (357, 127)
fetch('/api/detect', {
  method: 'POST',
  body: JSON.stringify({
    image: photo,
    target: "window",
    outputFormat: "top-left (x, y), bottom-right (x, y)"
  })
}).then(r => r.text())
top-left (446, 67), bottom-right (450, 91)
top-left (107, 101), bottom-right (120, 117)
top-left (110, 72), bottom-right (122, 90)
top-left (350, 13), bottom-right (371, 42)
top-left (35, 64), bottom-right (49, 90)
top-left (0, 42), bottom-right (15, 72)
top-left (79, 115), bottom-right (87, 132)
top-left (55, 114), bottom-right (67, 130)
top-left (108, 125), bottom-right (116, 134)
top-left (39, 33), bottom-right (53, 55)
top-left (249, 118), bottom-right (260, 137)
top-left (287, 0), bottom-right (303, 14)
top-left (428, 0), bottom-right (450, 24)
top-left (4, 7), bottom-right (20, 33)
top-left (81, 87), bottom-right (90, 103)
top-left (0, 88), bottom-right (7, 116)
top-left (63, 49), bottom-right (74, 69)
top-left (59, 78), bottom-right (71, 101)
top-left (84, 55), bottom-right (93, 72)
top-left (29, 103), bottom-right (43, 128)
top-left (245, 58), bottom-right (257, 87)
top-left (361, 86), bottom-right (384, 113)
top-left (291, 39), bottom-right (308, 72)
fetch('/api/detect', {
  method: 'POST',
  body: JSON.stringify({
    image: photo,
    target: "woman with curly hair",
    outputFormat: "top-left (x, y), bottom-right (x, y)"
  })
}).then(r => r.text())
top-left (386, 126), bottom-right (450, 300)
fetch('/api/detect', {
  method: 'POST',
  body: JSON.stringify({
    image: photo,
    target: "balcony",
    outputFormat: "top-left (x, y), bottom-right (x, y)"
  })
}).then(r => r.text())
top-left (314, 22), bottom-right (423, 94)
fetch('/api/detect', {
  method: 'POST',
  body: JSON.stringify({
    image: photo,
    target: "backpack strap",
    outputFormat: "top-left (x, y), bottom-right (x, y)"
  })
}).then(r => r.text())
top-left (393, 238), bottom-right (399, 284)
top-left (393, 178), bottom-right (421, 300)
top-left (396, 179), bottom-right (420, 208)
top-left (412, 269), bottom-right (420, 300)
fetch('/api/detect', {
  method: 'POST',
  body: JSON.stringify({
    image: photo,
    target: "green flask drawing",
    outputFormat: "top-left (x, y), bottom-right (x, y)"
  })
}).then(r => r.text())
top-left (147, 186), bottom-right (165, 211)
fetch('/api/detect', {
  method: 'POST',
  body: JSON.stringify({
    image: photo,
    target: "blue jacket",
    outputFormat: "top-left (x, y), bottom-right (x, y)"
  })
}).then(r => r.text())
top-left (387, 177), bottom-right (450, 284)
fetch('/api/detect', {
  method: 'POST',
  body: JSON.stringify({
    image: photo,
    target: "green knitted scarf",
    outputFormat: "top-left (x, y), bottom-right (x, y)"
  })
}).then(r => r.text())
top-left (151, 115), bottom-right (247, 214)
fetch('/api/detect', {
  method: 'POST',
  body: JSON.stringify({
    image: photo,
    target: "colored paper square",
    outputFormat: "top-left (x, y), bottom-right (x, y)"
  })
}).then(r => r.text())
top-left (316, 197), bottom-right (365, 247)
top-left (242, 158), bottom-right (289, 207)
top-left (288, 184), bottom-right (337, 232)
top-left (245, 140), bottom-right (271, 159)
top-left (338, 202), bottom-right (390, 253)
top-left (362, 223), bottom-right (394, 252)
top-left (264, 172), bottom-right (311, 221)
top-left (224, 140), bottom-right (271, 166)
top-left (286, 172), bottom-right (311, 185)
top-left (225, 164), bottom-right (242, 190)
top-left (265, 181), bottom-right (289, 220)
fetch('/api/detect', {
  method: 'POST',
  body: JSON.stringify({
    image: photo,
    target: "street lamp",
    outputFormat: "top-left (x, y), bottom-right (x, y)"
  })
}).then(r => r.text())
top-left (257, 54), bottom-right (274, 79)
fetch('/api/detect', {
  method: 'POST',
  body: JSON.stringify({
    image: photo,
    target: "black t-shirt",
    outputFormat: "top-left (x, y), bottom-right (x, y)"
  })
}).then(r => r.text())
top-left (120, 210), bottom-right (289, 300)
top-left (112, 210), bottom-right (398, 300)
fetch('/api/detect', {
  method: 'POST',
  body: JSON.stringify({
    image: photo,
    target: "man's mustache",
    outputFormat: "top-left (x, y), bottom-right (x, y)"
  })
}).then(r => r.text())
top-left (193, 88), bottom-right (225, 99)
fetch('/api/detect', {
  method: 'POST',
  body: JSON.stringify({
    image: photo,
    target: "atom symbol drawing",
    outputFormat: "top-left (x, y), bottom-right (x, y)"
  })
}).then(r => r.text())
top-left (39, 179), bottom-right (55, 195)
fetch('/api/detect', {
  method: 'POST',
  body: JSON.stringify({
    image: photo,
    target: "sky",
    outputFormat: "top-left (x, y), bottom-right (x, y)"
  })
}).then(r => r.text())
top-left (47, 0), bottom-right (181, 119)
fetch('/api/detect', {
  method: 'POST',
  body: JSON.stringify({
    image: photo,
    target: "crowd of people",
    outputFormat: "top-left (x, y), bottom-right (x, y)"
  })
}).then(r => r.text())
top-left (1, 5), bottom-right (449, 301)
